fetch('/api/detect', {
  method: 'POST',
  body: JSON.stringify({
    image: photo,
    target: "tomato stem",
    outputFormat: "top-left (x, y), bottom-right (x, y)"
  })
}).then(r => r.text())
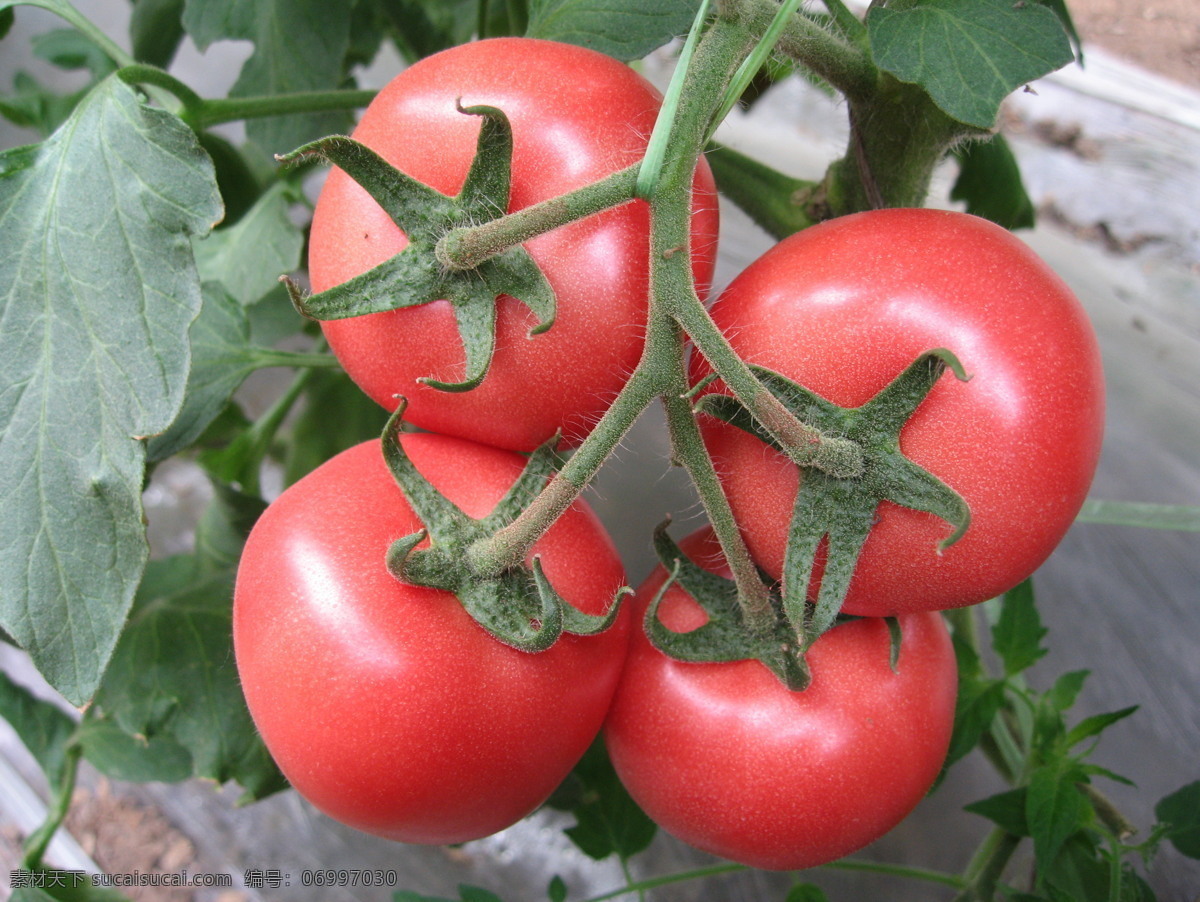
top-left (435, 164), bottom-right (641, 271)
top-left (182, 88), bottom-right (378, 130)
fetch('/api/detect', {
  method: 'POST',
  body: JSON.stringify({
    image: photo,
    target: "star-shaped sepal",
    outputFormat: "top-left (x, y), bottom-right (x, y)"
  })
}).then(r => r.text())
top-left (644, 523), bottom-right (905, 691)
top-left (696, 349), bottom-right (972, 653)
top-left (279, 103), bottom-right (556, 392)
top-left (380, 402), bottom-right (627, 653)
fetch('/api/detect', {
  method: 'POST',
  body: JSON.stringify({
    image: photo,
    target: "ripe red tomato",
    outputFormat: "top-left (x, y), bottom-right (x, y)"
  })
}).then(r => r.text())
top-left (604, 528), bottom-right (957, 871)
top-left (696, 209), bottom-right (1104, 616)
top-left (309, 37), bottom-right (720, 452)
top-left (233, 434), bottom-right (629, 844)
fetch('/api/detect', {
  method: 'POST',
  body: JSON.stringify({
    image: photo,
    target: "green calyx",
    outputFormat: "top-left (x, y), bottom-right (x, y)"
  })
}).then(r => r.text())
top-left (646, 523), bottom-right (907, 691)
top-left (693, 349), bottom-right (971, 658)
top-left (645, 522), bottom-right (812, 690)
top-left (380, 404), bottom-right (627, 653)
top-left (278, 102), bottom-right (554, 392)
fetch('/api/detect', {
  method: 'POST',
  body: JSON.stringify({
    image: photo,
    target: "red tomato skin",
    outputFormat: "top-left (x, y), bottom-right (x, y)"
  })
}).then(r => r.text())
top-left (604, 528), bottom-right (957, 871)
top-left (309, 37), bottom-right (720, 452)
top-left (233, 434), bottom-right (629, 845)
top-left (696, 209), bottom-right (1105, 616)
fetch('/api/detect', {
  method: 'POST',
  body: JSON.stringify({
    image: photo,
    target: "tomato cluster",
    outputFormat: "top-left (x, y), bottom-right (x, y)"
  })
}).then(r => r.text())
top-left (234, 37), bottom-right (715, 844)
top-left (234, 37), bottom-right (1104, 871)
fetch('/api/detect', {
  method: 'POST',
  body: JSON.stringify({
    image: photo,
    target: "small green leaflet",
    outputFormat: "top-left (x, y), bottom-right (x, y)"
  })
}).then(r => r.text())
top-left (1155, 780), bottom-right (1200, 860)
top-left (526, 0), bottom-right (701, 62)
top-left (0, 75), bottom-right (221, 706)
top-left (868, 0), bottom-right (1075, 129)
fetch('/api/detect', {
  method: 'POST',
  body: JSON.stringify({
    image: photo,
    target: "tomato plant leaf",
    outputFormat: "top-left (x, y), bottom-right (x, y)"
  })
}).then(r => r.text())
top-left (1155, 780), bottom-right (1200, 860)
top-left (1065, 706), bottom-right (1138, 749)
top-left (92, 555), bottom-right (286, 801)
top-left (555, 740), bottom-right (656, 861)
top-left (0, 75), bottom-right (220, 706)
top-left (193, 181), bottom-right (304, 306)
top-left (282, 125), bottom-right (555, 393)
top-left (992, 580), bottom-right (1048, 676)
top-left (182, 0), bottom-right (354, 154)
top-left (1026, 763), bottom-right (1090, 870)
top-left (867, 0), bottom-right (1074, 129)
top-left (145, 284), bottom-right (257, 462)
top-left (281, 369), bottom-right (389, 486)
top-left (73, 717), bottom-right (193, 783)
top-left (547, 876), bottom-right (568, 902)
top-left (785, 884), bottom-right (831, 902)
top-left (0, 669), bottom-right (77, 788)
top-left (705, 142), bottom-right (817, 240)
top-left (964, 787), bottom-right (1030, 837)
top-left (129, 0), bottom-right (186, 68)
top-left (526, 0), bottom-right (701, 62)
top-left (942, 673), bottom-right (1005, 772)
top-left (951, 134), bottom-right (1036, 231)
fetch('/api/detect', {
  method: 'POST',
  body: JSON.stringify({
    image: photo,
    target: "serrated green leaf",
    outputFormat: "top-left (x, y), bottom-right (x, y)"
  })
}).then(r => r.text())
top-left (1027, 764), bottom-right (1089, 870)
top-left (526, 0), bottom-right (700, 62)
top-left (1154, 781), bottom-right (1200, 860)
top-left (559, 741), bottom-right (656, 861)
top-left (146, 284), bottom-right (257, 462)
top-left (951, 134), bottom-right (1035, 230)
top-left (0, 670), bottom-right (77, 787)
top-left (0, 75), bottom-right (221, 706)
top-left (1046, 669), bottom-right (1089, 713)
top-left (182, 0), bottom-right (354, 153)
top-left (964, 787), bottom-right (1030, 836)
top-left (1065, 706), bottom-right (1138, 749)
top-left (868, 0), bottom-right (1074, 128)
top-left (193, 181), bottom-right (304, 305)
top-left (92, 555), bottom-right (286, 800)
top-left (74, 717), bottom-right (193, 783)
top-left (992, 580), bottom-right (1047, 676)
top-left (942, 675), bottom-right (1005, 771)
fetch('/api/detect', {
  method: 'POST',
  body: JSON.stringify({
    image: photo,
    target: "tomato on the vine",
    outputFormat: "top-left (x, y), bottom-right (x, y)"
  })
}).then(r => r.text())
top-left (696, 209), bottom-right (1105, 616)
top-left (308, 37), bottom-right (720, 452)
top-left (604, 528), bottom-right (957, 871)
top-left (233, 434), bottom-right (629, 844)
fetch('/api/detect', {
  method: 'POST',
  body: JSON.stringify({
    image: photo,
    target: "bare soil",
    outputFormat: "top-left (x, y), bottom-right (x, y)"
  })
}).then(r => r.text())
top-left (1070, 0), bottom-right (1200, 86)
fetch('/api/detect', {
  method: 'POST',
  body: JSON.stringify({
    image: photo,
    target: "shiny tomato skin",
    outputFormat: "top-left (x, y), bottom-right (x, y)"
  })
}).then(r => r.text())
top-left (233, 434), bottom-right (629, 845)
top-left (604, 528), bottom-right (957, 871)
top-left (697, 209), bottom-right (1104, 616)
top-left (309, 37), bottom-right (720, 452)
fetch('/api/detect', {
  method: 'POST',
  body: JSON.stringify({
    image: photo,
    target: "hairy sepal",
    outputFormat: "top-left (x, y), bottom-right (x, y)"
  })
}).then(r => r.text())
top-left (698, 349), bottom-right (971, 649)
top-left (279, 103), bottom-right (555, 393)
top-left (380, 403), bottom-right (623, 652)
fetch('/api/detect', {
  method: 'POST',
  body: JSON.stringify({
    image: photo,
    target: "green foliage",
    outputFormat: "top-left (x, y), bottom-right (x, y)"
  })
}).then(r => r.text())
top-left (526, 0), bottom-right (701, 62)
top-left (0, 75), bottom-right (221, 706)
top-left (0, 1), bottom-right (1193, 899)
top-left (867, 0), bottom-right (1075, 129)
top-left (182, 0), bottom-right (356, 153)
top-left (952, 135), bottom-right (1036, 231)
top-left (552, 740), bottom-right (657, 861)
